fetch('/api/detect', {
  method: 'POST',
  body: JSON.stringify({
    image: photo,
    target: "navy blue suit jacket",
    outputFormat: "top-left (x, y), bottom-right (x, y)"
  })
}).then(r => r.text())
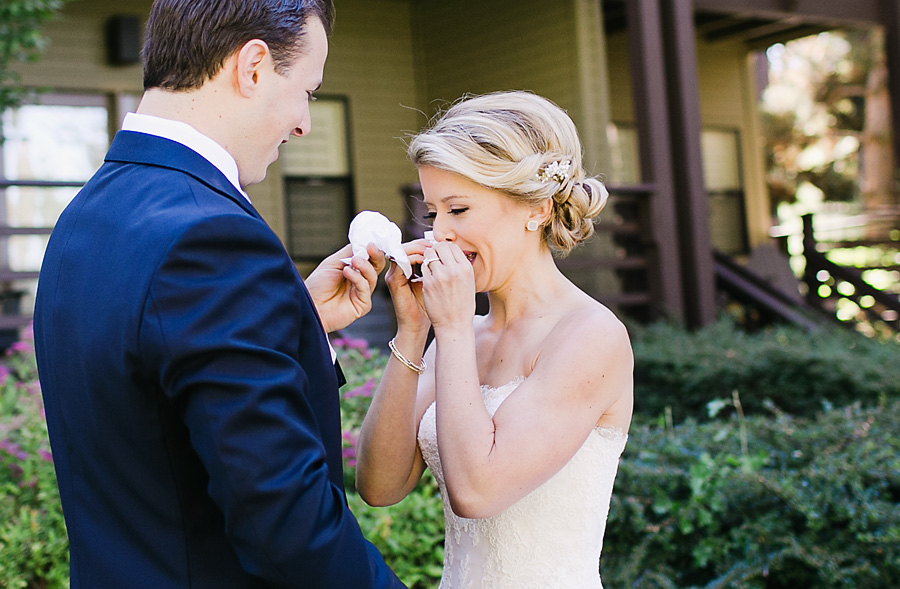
top-left (34, 131), bottom-right (405, 588)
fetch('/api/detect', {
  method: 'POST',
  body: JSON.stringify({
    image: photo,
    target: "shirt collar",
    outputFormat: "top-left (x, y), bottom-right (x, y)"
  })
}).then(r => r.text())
top-left (121, 112), bottom-right (249, 202)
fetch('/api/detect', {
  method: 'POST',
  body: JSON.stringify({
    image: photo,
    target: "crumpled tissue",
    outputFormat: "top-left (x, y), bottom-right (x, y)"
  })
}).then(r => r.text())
top-left (341, 211), bottom-right (413, 278)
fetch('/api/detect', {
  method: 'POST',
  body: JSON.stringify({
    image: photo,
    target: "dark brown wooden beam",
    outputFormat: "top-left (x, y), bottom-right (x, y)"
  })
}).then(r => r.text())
top-left (692, 0), bottom-right (881, 25)
top-left (626, 0), bottom-right (685, 321)
top-left (742, 24), bottom-right (833, 51)
top-left (698, 16), bottom-right (777, 40)
top-left (705, 17), bottom-right (809, 42)
top-left (883, 0), bottom-right (900, 174)
top-left (660, 0), bottom-right (717, 328)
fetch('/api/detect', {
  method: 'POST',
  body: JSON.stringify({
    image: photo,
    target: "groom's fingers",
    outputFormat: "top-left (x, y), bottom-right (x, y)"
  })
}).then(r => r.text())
top-left (343, 263), bottom-right (373, 306)
top-left (364, 242), bottom-right (387, 274)
top-left (350, 253), bottom-right (381, 292)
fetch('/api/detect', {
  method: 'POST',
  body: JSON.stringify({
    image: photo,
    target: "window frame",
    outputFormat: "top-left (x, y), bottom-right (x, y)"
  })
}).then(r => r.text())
top-left (280, 95), bottom-right (355, 262)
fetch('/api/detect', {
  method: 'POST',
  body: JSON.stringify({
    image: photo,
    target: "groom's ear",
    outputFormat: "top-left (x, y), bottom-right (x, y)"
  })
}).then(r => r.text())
top-left (232, 39), bottom-right (270, 98)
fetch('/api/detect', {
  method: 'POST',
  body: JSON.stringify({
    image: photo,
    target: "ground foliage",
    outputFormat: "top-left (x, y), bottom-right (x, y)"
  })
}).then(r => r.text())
top-left (603, 399), bottom-right (900, 588)
top-left (0, 331), bottom-right (67, 588)
top-left (2, 323), bottom-right (898, 588)
top-left (630, 318), bottom-right (899, 424)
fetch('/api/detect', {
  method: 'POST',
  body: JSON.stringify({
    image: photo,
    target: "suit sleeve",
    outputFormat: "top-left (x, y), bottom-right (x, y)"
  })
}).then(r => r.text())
top-left (139, 212), bottom-right (405, 588)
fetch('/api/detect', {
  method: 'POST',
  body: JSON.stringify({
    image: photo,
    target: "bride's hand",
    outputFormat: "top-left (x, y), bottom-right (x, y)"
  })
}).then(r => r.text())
top-left (385, 239), bottom-right (431, 334)
top-left (421, 241), bottom-right (476, 330)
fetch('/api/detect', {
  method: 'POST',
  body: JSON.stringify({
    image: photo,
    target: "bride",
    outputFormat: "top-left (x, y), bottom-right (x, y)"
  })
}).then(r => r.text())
top-left (356, 91), bottom-right (633, 588)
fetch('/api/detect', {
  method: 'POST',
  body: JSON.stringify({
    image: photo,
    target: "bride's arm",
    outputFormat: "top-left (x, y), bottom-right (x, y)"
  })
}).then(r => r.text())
top-left (355, 243), bottom-right (435, 506)
top-left (422, 243), bottom-right (633, 519)
top-left (355, 330), bottom-right (433, 506)
top-left (434, 312), bottom-right (632, 519)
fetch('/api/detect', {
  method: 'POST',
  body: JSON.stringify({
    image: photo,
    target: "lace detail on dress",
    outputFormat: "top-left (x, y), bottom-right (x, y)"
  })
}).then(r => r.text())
top-left (418, 378), bottom-right (627, 589)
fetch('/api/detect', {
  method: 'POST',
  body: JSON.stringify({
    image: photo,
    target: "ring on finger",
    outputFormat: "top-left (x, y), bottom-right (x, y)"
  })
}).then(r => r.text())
top-left (422, 256), bottom-right (440, 269)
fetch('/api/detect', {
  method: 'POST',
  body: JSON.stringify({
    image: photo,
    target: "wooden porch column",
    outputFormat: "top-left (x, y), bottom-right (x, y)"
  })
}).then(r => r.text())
top-left (658, 0), bottom-right (717, 328)
top-left (626, 0), bottom-right (685, 322)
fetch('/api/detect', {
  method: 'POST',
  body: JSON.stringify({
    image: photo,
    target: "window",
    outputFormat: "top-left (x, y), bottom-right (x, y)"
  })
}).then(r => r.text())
top-left (701, 128), bottom-right (748, 255)
top-left (0, 93), bottom-right (116, 330)
top-left (280, 97), bottom-right (353, 261)
top-left (607, 122), bottom-right (749, 254)
top-left (606, 122), bottom-right (641, 185)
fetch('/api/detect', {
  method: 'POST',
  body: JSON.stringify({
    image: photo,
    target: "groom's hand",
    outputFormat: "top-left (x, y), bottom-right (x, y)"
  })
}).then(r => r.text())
top-left (306, 243), bottom-right (386, 333)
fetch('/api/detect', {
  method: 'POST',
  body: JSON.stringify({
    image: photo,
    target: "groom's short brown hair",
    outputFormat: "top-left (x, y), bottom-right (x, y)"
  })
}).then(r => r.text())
top-left (142, 0), bottom-right (334, 91)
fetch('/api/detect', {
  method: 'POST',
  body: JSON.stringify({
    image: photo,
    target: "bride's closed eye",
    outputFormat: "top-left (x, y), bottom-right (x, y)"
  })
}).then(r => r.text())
top-left (422, 208), bottom-right (469, 226)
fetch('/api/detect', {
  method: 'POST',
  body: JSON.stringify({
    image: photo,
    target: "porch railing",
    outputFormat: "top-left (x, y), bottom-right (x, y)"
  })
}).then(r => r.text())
top-left (801, 212), bottom-right (900, 336)
top-left (0, 179), bottom-right (84, 332)
top-left (558, 185), bottom-right (658, 321)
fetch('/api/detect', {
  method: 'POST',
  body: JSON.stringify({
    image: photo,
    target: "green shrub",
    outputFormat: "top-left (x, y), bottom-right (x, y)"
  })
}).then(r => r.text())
top-left (7, 325), bottom-right (899, 589)
top-left (332, 337), bottom-right (444, 589)
top-left (348, 479), bottom-right (445, 588)
top-left (603, 397), bottom-right (900, 588)
top-left (0, 331), bottom-right (68, 589)
top-left (630, 319), bottom-right (900, 423)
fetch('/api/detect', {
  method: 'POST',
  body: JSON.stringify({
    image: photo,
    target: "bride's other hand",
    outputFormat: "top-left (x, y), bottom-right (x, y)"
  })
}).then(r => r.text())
top-left (421, 241), bottom-right (476, 330)
top-left (386, 239), bottom-right (431, 334)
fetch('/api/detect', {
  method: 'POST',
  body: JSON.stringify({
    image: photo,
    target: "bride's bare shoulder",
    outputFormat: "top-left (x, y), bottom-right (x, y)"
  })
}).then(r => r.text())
top-left (550, 298), bottom-right (632, 360)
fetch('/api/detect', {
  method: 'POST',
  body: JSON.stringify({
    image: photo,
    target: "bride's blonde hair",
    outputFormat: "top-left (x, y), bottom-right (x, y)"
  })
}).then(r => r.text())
top-left (408, 91), bottom-right (608, 256)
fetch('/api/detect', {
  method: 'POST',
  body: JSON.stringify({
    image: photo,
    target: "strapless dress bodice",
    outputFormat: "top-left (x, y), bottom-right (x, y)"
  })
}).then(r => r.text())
top-left (417, 377), bottom-right (627, 588)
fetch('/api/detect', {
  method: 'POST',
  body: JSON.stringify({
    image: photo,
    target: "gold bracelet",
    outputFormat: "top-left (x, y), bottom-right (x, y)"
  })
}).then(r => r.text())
top-left (388, 338), bottom-right (426, 375)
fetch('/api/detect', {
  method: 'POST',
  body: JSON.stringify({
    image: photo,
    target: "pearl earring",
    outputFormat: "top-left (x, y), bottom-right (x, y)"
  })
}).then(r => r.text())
top-left (526, 220), bottom-right (540, 232)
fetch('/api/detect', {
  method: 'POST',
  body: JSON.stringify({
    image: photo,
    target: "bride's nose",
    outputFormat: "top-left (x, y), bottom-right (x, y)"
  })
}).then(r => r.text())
top-left (431, 228), bottom-right (454, 242)
top-left (430, 217), bottom-right (454, 242)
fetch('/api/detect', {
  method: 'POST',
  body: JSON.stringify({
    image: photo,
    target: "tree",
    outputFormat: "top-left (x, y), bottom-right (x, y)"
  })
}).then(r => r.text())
top-left (0, 0), bottom-right (70, 114)
top-left (761, 29), bottom-right (897, 214)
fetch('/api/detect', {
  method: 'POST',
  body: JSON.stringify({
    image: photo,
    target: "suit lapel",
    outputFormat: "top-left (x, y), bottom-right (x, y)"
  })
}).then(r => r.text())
top-left (105, 131), bottom-right (260, 220)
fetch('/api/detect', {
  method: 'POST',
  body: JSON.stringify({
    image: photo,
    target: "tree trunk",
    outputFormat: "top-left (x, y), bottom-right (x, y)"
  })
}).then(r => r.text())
top-left (859, 30), bottom-right (898, 228)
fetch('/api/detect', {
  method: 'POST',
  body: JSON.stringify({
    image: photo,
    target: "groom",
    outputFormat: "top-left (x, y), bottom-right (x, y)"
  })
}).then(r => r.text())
top-left (33, 1), bottom-right (405, 587)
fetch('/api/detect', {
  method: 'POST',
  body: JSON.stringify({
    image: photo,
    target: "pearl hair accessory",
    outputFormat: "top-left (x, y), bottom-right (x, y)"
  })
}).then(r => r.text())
top-left (526, 220), bottom-right (540, 232)
top-left (537, 159), bottom-right (571, 183)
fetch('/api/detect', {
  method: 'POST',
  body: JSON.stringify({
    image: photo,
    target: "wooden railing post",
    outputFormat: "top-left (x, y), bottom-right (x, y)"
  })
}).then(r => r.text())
top-left (801, 213), bottom-right (820, 308)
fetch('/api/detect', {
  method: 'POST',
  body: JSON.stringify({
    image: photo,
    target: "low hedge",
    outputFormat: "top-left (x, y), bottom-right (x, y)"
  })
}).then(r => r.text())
top-left (336, 330), bottom-right (900, 588)
top-left (334, 337), bottom-right (445, 587)
top-left (3, 324), bottom-right (898, 588)
top-left (630, 319), bottom-right (899, 423)
top-left (603, 400), bottom-right (900, 587)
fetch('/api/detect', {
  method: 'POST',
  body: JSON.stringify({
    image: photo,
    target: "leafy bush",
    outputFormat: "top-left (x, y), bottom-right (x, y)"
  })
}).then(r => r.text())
top-left (348, 481), bottom-right (445, 588)
top-left (630, 319), bottom-right (900, 423)
top-left (0, 329), bottom-right (68, 589)
top-left (0, 0), bottom-right (71, 112)
top-left (332, 337), bottom-right (445, 589)
top-left (6, 325), bottom-right (899, 588)
top-left (603, 396), bottom-right (900, 587)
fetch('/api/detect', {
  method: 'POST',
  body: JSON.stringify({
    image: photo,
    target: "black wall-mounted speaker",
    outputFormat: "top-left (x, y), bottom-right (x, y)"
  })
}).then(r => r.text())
top-left (106, 15), bottom-right (141, 66)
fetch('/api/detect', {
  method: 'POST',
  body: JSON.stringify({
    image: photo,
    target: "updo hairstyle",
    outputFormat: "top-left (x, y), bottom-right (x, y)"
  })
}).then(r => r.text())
top-left (407, 91), bottom-right (609, 256)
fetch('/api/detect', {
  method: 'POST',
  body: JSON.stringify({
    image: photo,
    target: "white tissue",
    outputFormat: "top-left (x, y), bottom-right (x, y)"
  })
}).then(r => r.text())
top-left (342, 211), bottom-right (412, 278)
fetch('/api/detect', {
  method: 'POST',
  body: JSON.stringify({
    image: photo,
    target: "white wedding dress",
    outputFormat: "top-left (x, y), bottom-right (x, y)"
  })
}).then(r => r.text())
top-left (417, 377), bottom-right (627, 589)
